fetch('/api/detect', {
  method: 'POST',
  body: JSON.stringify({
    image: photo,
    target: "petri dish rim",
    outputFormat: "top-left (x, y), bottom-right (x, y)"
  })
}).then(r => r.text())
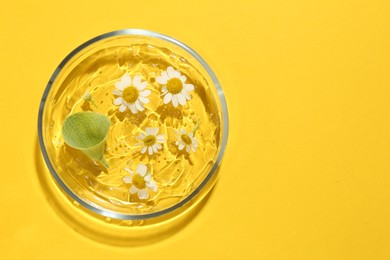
top-left (37, 29), bottom-right (229, 220)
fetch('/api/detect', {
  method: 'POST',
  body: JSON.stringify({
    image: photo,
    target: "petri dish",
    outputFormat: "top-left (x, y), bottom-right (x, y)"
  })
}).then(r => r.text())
top-left (37, 29), bottom-right (228, 245)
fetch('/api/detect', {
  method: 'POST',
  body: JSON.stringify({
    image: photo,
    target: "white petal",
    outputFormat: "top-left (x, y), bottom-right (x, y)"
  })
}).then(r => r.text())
top-left (140, 89), bottom-right (151, 97)
top-left (141, 146), bottom-right (147, 154)
top-left (167, 66), bottom-right (176, 78)
top-left (133, 75), bottom-right (141, 87)
top-left (173, 70), bottom-right (181, 78)
top-left (152, 128), bottom-right (159, 135)
top-left (122, 73), bottom-right (131, 85)
top-left (138, 96), bottom-right (150, 104)
top-left (156, 75), bottom-right (167, 84)
top-left (177, 93), bottom-right (186, 105)
top-left (138, 189), bottom-right (149, 200)
top-left (172, 95), bottom-right (179, 107)
top-left (135, 100), bottom-right (144, 111)
top-left (184, 91), bottom-right (191, 100)
top-left (115, 81), bottom-right (125, 90)
top-left (137, 81), bottom-right (147, 90)
top-left (191, 144), bottom-right (197, 152)
top-left (180, 75), bottom-right (187, 82)
top-left (152, 145), bottom-right (157, 153)
top-left (114, 97), bottom-right (123, 106)
top-left (189, 133), bottom-right (194, 138)
top-left (185, 84), bottom-right (194, 92)
top-left (155, 143), bottom-right (162, 150)
top-left (162, 71), bottom-right (169, 81)
top-left (140, 101), bottom-right (145, 109)
top-left (163, 93), bottom-right (172, 104)
top-left (130, 185), bottom-right (138, 194)
top-left (180, 128), bottom-right (186, 134)
top-left (119, 104), bottom-right (127, 112)
top-left (123, 175), bottom-right (132, 183)
top-left (145, 127), bottom-right (153, 135)
top-left (148, 146), bottom-right (153, 155)
top-left (112, 89), bottom-right (122, 96)
top-left (137, 132), bottom-right (146, 140)
top-left (156, 134), bottom-right (165, 142)
top-left (147, 180), bottom-right (158, 192)
top-left (129, 103), bottom-right (137, 114)
top-left (144, 174), bottom-right (152, 182)
top-left (178, 143), bottom-right (185, 150)
top-left (186, 145), bottom-right (191, 153)
top-left (137, 164), bottom-right (147, 176)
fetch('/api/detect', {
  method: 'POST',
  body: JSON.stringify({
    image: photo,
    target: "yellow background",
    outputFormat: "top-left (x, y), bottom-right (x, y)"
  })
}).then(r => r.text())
top-left (1, 0), bottom-right (390, 259)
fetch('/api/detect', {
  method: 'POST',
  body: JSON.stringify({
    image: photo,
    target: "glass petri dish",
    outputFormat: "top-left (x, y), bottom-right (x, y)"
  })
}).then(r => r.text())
top-left (37, 29), bottom-right (228, 245)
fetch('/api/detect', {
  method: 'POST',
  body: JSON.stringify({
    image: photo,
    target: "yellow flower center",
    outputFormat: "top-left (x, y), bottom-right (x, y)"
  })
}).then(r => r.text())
top-left (143, 135), bottom-right (156, 146)
top-left (132, 174), bottom-right (146, 189)
top-left (167, 78), bottom-right (183, 94)
top-left (181, 134), bottom-right (192, 145)
top-left (122, 86), bottom-right (139, 103)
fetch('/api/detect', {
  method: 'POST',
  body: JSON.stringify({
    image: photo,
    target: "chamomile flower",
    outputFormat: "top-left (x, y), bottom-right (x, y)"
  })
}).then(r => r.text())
top-left (175, 128), bottom-right (199, 153)
top-left (82, 90), bottom-right (97, 107)
top-left (156, 66), bottom-right (194, 107)
top-left (137, 127), bottom-right (165, 155)
top-left (82, 91), bottom-right (92, 102)
top-left (122, 163), bottom-right (157, 200)
top-left (113, 73), bottom-right (151, 114)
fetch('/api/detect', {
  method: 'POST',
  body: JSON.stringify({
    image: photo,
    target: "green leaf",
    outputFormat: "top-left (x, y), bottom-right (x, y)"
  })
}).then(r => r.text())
top-left (62, 111), bottom-right (110, 168)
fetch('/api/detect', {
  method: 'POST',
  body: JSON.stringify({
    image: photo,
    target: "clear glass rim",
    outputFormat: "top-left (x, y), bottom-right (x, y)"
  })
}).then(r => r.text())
top-left (37, 29), bottom-right (229, 220)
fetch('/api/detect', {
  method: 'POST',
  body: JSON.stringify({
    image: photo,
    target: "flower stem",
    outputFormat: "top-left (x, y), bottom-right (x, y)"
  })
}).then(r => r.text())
top-left (192, 119), bottom-right (200, 134)
top-left (100, 157), bottom-right (109, 168)
top-left (91, 100), bottom-right (98, 108)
